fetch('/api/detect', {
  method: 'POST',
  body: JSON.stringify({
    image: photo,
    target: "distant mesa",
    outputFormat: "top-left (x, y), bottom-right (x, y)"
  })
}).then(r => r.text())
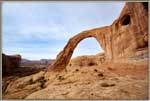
top-left (2, 53), bottom-right (54, 76)
top-left (21, 58), bottom-right (54, 68)
top-left (2, 53), bottom-right (21, 76)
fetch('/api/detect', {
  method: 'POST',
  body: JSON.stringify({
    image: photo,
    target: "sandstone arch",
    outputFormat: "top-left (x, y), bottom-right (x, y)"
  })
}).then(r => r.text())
top-left (47, 29), bottom-right (107, 71)
top-left (48, 2), bottom-right (148, 71)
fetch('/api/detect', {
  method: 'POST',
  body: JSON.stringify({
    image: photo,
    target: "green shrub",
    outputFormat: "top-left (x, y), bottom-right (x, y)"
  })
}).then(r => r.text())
top-left (97, 73), bottom-right (103, 77)
top-left (88, 62), bottom-right (97, 66)
top-left (58, 76), bottom-right (65, 81)
top-left (91, 93), bottom-right (94, 96)
top-left (75, 69), bottom-right (79, 72)
top-left (39, 77), bottom-right (46, 89)
top-left (101, 82), bottom-right (115, 87)
top-left (29, 79), bottom-right (34, 84)
top-left (94, 69), bottom-right (98, 72)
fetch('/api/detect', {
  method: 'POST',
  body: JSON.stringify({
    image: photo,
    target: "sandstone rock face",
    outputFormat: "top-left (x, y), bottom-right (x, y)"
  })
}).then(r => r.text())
top-left (48, 2), bottom-right (148, 71)
top-left (2, 53), bottom-right (21, 76)
top-left (68, 53), bottom-right (105, 68)
top-left (3, 71), bottom-right (46, 99)
top-left (111, 2), bottom-right (148, 59)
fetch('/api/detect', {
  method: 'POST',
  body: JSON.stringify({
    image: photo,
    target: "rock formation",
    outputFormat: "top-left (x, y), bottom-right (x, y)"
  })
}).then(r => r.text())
top-left (2, 53), bottom-right (21, 76)
top-left (2, 2), bottom-right (148, 99)
top-left (48, 2), bottom-right (148, 71)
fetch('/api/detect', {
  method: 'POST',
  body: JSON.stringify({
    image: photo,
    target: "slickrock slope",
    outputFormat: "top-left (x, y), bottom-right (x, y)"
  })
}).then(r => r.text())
top-left (2, 54), bottom-right (50, 97)
top-left (2, 2), bottom-right (148, 100)
top-left (48, 2), bottom-right (148, 71)
top-left (3, 54), bottom-right (148, 99)
top-left (25, 55), bottom-right (148, 99)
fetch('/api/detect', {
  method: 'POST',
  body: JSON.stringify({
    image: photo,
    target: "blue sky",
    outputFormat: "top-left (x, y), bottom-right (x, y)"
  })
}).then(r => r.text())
top-left (2, 1), bottom-right (125, 60)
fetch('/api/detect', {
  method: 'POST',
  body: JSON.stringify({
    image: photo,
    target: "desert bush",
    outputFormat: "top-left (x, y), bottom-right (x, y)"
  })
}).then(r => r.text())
top-left (58, 76), bottom-right (65, 81)
top-left (94, 69), bottom-right (98, 72)
top-left (97, 73), bottom-right (104, 77)
top-left (88, 62), bottom-right (97, 66)
top-left (40, 79), bottom-right (46, 89)
top-left (75, 69), bottom-right (79, 72)
top-left (101, 82), bottom-right (115, 87)
top-left (29, 79), bottom-right (34, 84)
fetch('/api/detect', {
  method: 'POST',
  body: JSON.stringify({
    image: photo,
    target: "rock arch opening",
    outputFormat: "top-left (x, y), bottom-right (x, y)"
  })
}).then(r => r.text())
top-left (72, 37), bottom-right (104, 59)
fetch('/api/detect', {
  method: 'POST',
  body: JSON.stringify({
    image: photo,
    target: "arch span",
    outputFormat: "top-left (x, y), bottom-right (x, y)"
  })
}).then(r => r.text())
top-left (47, 2), bottom-right (148, 71)
top-left (47, 28), bottom-right (109, 71)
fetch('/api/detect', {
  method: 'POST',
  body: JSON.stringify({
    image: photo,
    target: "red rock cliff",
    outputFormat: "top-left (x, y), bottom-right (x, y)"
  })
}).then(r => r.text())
top-left (2, 53), bottom-right (21, 76)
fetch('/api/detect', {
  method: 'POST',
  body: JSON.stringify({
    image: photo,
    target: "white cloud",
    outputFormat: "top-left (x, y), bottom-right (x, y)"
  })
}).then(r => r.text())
top-left (19, 24), bottom-right (71, 40)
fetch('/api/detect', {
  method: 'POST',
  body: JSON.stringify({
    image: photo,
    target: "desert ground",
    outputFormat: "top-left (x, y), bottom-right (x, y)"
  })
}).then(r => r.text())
top-left (2, 54), bottom-right (148, 99)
